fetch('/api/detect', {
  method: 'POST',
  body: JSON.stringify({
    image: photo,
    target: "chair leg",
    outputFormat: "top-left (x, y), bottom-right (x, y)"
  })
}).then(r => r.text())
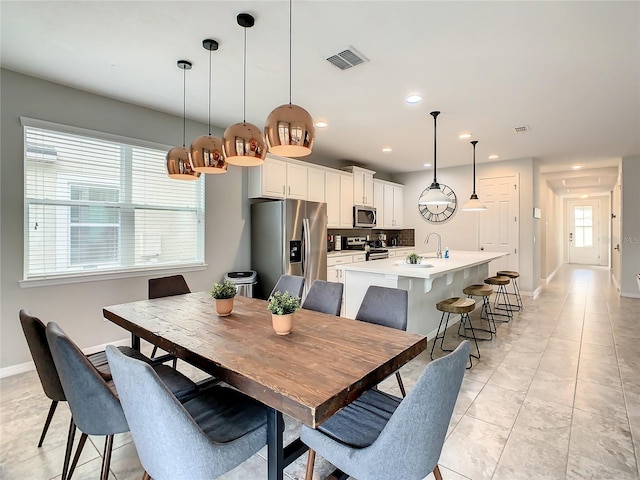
top-left (305, 449), bottom-right (316, 480)
top-left (61, 418), bottom-right (76, 480)
top-left (100, 434), bottom-right (114, 480)
top-left (142, 472), bottom-right (151, 480)
top-left (67, 432), bottom-right (88, 480)
top-left (38, 400), bottom-right (59, 447)
top-left (433, 465), bottom-right (443, 480)
top-left (395, 371), bottom-right (406, 398)
top-left (150, 345), bottom-right (158, 358)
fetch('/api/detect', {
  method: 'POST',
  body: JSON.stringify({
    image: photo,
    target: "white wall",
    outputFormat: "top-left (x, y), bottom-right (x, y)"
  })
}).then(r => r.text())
top-left (621, 155), bottom-right (640, 297)
top-left (395, 157), bottom-right (538, 293)
top-left (611, 168), bottom-right (622, 289)
top-left (0, 69), bottom-right (254, 370)
top-left (539, 181), bottom-right (563, 282)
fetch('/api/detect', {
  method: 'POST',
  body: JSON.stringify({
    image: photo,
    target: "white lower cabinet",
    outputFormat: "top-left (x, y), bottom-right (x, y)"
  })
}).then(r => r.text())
top-left (327, 253), bottom-right (366, 316)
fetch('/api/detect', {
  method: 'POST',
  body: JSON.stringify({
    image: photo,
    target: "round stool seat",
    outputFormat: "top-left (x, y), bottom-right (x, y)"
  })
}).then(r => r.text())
top-left (436, 297), bottom-right (475, 314)
top-left (497, 270), bottom-right (519, 279)
top-left (463, 284), bottom-right (494, 297)
top-left (485, 276), bottom-right (510, 286)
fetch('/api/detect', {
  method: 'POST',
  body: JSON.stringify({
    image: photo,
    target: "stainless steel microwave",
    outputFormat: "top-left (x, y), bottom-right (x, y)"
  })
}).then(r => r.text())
top-left (353, 205), bottom-right (377, 228)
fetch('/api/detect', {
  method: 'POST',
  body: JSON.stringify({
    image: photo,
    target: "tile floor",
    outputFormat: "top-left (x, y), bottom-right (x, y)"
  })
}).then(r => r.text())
top-left (1, 265), bottom-right (639, 479)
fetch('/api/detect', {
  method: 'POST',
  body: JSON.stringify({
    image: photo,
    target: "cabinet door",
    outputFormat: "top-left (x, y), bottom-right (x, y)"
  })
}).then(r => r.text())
top-left (340, 174), bottom-right (354, 228)
top-left (383, 183), bottom-right (395, 228)
top-left (262, 158), bottom-right (287, 198)
top-left (352, 171), bottom-right (365, 205)
top-left (307, 168), bottom-right (325, 203)
top-left (286, 163), bottom-right (307, 200)
top-left (325, 172), bottom-right (340, 228)
top-left (393, 185), bottom-right (404, 228)
top-left (363, 171), bottom-right (374, 206)
top-left (373, 181), bottom-right (384, 228)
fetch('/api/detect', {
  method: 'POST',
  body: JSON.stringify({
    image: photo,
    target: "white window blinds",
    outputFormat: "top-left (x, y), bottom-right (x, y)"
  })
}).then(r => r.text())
top-left (23, 119), bottom-right (205, 281)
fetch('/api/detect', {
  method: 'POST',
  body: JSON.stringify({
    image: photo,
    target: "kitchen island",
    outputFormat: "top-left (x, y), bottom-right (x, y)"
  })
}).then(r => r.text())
top-left (337, 250), bottom-right (507, 337)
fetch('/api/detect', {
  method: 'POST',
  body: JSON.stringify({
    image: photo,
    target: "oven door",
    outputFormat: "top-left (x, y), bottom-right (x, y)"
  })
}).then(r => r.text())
top-left (353, 206), bottom-right (377, 228)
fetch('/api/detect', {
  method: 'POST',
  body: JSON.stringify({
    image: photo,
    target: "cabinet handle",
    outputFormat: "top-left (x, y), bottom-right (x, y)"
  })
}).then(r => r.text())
top-left (288, 186), bottom-right (291, 196)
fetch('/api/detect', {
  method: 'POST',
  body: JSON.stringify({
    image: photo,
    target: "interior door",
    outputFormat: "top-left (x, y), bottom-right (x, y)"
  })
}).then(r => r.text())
top-left (567, 199), bottom-right (600, 265)
top-left (478, 175), bottom-right (519, 276)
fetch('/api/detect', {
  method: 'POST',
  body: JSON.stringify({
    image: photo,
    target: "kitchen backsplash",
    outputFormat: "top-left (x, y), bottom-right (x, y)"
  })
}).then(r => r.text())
top-left (327, 228), bottom-right (415, 248)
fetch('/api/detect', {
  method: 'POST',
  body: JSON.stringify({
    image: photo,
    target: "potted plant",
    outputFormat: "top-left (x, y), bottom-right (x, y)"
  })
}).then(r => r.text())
top-left (267, 291), bottom-right (301, 335)
top-left (406, 252), bottom-right (421, 265)
top-left (210, 280), bottom-right (237, 316)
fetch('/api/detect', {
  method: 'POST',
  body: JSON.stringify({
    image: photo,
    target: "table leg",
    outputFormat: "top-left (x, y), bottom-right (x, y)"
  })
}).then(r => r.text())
top-left (131, 333), bottom-right (141, 351)
top-left (267, 408), bottom-right (285, 480)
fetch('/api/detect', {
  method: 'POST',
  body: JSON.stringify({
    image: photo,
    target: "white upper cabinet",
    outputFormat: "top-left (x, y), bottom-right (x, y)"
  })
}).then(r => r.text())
top-left (325, 171), bottom-right (341, 227)
top-left (373, 180), bottom-right (385, 228)
top-left (345, 166), bottom-right (375, 207)
top-left (379, 180), bottom-right (404, 229)
top-left (339, 173), bottom-right (354, 227)
top-left (248, 155), bottom-right (307, 200)
top-left (307, 168), bottom-right (325, 203)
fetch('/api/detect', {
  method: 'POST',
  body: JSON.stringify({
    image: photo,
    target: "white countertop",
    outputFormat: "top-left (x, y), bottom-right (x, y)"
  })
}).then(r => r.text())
top-left (335, 250), bottom-right (506, 279)
top-left (327, 246), bottom-right (415, 258)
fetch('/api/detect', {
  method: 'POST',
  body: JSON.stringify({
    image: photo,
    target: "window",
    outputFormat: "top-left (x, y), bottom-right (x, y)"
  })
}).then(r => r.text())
top-left (23, 118), bottom-right (205, 282)
top-left (573, 206), bottom-right (593, 248)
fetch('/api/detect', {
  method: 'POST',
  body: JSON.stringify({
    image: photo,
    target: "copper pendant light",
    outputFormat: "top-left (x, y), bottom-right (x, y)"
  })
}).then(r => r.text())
top-left (167, 60), bottom-right (201, 180)
top-left (418, 111), bottom-right (451, 205)
top-left (223, 13), bottom-right (267, 167)
top-left (265, 0), bottom-right (315, 157)
top-left (462, 140), bottom-right (487, 211)
top-left (190, 39), bottom-right (227, 174)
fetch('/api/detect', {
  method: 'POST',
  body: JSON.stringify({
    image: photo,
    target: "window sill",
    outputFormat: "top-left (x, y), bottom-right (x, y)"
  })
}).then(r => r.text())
top-left (19, 263), bottom-right (208, 288)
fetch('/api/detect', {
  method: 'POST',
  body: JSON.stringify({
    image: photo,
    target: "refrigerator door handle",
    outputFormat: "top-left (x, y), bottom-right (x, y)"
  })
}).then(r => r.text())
top-left (302, 218), bottom-right (311, 293)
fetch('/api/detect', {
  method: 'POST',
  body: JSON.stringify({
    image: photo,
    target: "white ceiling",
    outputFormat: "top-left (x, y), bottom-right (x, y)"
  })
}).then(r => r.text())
top-left (2, 1), bottom-right (638, 191)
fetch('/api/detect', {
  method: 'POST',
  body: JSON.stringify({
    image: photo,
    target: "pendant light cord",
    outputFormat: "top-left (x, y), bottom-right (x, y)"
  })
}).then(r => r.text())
top-left (432, 112), bottom-right (439, 185)
top-left (289, 0), bottom-right (292, 105)
top-left (182, 65), bottom-right (186, 147)
top-left (208, 47), bottom-right (212, 135)
top-left (472, 141), bottom-right (477, 195)
top-left (243, 26), bottom-right (247, 122)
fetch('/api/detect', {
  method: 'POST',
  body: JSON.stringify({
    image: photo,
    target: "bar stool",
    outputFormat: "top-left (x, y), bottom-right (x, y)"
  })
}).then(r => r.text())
top-left (484, 276), bottom-right (514, 321)
top-left (431, 297), bottom-right (479, 369)
top-left (497, 270), bottom-right (523, 311)
top-left (462, 284), bottom-right (497, 340)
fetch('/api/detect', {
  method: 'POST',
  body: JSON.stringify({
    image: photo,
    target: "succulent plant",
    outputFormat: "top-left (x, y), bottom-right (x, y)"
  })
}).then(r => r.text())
top-left (267, 291), bottom-right (301, 315)
top-left (210, 279), bottom-right (237, 299)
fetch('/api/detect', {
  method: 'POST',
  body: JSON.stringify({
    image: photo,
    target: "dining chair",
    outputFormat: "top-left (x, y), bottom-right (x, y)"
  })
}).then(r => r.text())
top-left (105, 345), bottom-right (269, 480)
top-left (301, 279), bottom-right (344, 316)
top-left (301, 340), bottom-right (470, 480)
top-left (45, 321), bottom-right (199, 480)
top-left (270, 274), bottom-right (305, 299)
top-left (148, 274), bottom-right (191, 366)
top-left (19, 310), bottom-right (151, 480)
top-left (355, 285), bottom-right (409, 397)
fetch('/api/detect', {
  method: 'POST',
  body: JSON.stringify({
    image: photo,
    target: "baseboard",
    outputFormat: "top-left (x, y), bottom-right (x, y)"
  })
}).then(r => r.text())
top-left (0, 337), bottom-right (131, 379)
top-left (621, 291), bottom-right (640, 299)
top-left (545, 264), bottom-right (562, 285)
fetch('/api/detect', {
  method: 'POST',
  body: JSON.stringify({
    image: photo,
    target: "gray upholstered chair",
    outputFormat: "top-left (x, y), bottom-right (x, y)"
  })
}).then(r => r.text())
top-left (355, 286), bottom-right (409, 396)
top-left (105, 345), bottom-right (269, 480)
top-left (148, 274), bottom-right (191, 365)
top-left (19, 310), bottom-right (149, 480)
top-left (301, 280), bottom-right (344, 316)
top-left (270, 274), bottom-right (305, 299)
top-left (301, 340), bottom-right (470, 480)
top-left (45, 322), bottom-right (198, 480)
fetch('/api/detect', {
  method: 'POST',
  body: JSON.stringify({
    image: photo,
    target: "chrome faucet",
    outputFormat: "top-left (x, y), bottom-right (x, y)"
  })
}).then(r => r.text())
top-left (424, 232), bottom-right (443, 259)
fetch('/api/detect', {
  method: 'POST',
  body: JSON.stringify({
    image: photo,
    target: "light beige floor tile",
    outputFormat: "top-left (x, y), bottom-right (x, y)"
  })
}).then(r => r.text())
top-left (579, 342), bottom-right (619, 366)
top-left (574, 379), bottom-right (628, 421)
top-left (526, 370), bottom-right (576, 408)
top-left (577, 356), bottom-right (623, 390)
top-left (538, 349), bottom-right (579, 377)
top-left (512, 399), bottom-right (573, 450)
top-left (566, 452), bottom-right (639, 480)
top-left (492, 431), bottom-right (568, 480)
top-left (486, 362), bottom-right (536, 393)
top-left (466, 384), bottom-right (525, 430)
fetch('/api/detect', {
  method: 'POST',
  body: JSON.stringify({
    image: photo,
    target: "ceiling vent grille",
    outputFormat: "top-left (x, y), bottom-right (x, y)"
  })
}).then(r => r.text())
top-left (513, 125), bottom-right (530, 133)
top-left (326, 47), bottom-right (368, 70)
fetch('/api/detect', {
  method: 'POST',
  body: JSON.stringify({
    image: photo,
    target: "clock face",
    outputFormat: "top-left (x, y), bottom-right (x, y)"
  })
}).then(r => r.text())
top-left (418, 184), bottom-right (458, 223)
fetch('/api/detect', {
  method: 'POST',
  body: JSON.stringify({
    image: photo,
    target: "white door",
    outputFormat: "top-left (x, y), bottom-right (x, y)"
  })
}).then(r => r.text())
top-left (567, 199), bottom-right (600, 265)
top-left (478, 175), bottom-right (519, 275)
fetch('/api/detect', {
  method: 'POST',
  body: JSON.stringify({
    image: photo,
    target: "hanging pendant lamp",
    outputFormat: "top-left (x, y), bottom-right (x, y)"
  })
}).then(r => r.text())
top-left (190, 39), bottom-right (227, 174)
top-left (265, 0), bottom-right (315, 157)
top-left (223, 13), bottom-right (266, 167)
top-left (167, 60), bottom-right (201, 180)
top-left (418, 111), bottom-right (451, 205)
top-left (462, 140), bottom-right (487, 211)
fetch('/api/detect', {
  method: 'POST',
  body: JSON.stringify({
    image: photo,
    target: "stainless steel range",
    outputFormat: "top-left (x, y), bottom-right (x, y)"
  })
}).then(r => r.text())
top-left (344, 236), bottom-right (389, 261)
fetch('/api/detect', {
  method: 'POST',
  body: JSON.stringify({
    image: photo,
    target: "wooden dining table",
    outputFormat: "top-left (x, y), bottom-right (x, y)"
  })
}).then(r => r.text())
top-left (103, 291), bottom-right (428, 480)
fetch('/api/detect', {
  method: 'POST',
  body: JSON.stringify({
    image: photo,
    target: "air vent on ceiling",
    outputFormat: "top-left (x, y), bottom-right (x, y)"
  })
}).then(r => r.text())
top-left (326, 47), bottom-right (368, 70)
top-left (513, 125), bottom-right (530, 133)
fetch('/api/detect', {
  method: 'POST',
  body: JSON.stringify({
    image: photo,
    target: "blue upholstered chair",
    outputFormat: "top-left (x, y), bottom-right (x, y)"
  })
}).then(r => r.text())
top-left (105, 345), bottom-right (269, 480)
top-left (270, 274), bottom-right (305, 299)
top-left (301, 340), bottom-right (470, 480)
top-left (301, 280), bottom-right (344, 316)
top-left (45, 322), bottom-right (198, 480)
top-left (356, 286), bottom-right (409, 396)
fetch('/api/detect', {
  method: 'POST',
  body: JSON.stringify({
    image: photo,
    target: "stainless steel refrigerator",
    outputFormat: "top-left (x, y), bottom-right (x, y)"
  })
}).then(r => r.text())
top-left (251, 199), bottom-right (327, 300)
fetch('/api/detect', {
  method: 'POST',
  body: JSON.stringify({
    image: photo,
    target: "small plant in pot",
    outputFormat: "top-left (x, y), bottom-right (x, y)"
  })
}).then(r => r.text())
top-left (211, 280), bottom-right (237, 316)
top-left (406, 252), bottom-right (421, 265)
top-left (267, 291), bottom-right (301, 335)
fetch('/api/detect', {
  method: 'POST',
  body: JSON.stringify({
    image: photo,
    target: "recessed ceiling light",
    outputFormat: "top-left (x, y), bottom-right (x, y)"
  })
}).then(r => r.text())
top-left (423, 163), bottom-right (432, 168)
top-left (580, 194), bottom-right (588, 199)
top-left (405, 95), bottom-right (422, 104)
top-left (458, 133), bottom-right (472, 139)
top-left (314, 121), bottom-right (328, 128)
top-left (382, 147), bottom-right (392, 153)
top-left (488, 155), bottom-right (499, 159)
top-left (572, 165), bottom-right (582, 170)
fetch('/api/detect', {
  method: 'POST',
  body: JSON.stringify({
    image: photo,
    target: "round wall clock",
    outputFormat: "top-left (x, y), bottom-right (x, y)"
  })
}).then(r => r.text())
top-left (418, 184), bottom-right (458, 223)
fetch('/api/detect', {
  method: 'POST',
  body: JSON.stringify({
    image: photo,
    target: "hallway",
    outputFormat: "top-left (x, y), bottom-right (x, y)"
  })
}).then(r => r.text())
top-left (1, 265), bottom-right (639, 479)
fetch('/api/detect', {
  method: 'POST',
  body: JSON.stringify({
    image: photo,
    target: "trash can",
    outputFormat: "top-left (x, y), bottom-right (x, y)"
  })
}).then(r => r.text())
top-left (224, 271), bottom-right (258, 298)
